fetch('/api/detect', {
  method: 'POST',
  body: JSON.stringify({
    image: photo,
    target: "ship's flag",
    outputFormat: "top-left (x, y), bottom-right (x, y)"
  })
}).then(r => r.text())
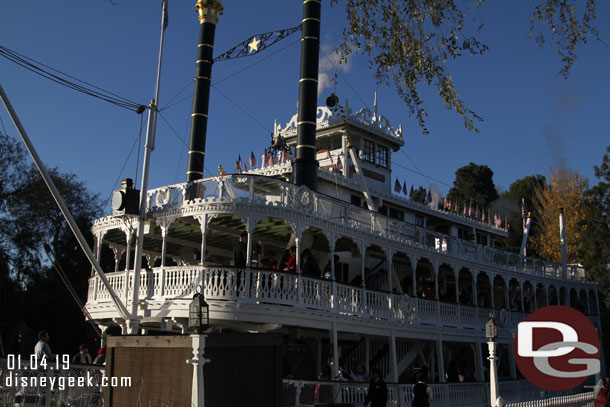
top-left (463, 202), bottom-right (467, 217)
top-left (427, 190), bottom-right (432, 203)
top-left (455, 202), bottom-right (459, 214)
top-left (249, 151), bottom-right (256, 168)
top-left (475, 205), bottom-right (481, 219)
top-left (267, 150), bottom-right (274, 166)
top-left (235, 159), bottom-right (241, 173)
top-left (403, 182), bottom-right (408, 195)
top-left (280, 150), bottom-right (288, 163)
top-left (482, 208), bottom-right (486, 222)
top-left (447, 200), bottom-right (452, 211)
top-left (336, 156), bottom-right (343, 170)
top-left (521, 198), bottom-right (526, 230)
top-left (237, 154), bottom-right (243, 172)
top-left (409, 184), bottom-right (413, 198)
top-left (468, 204), bottom-right (473, 218)
top-left (444, 197), bottom-right (448, 210)
top-left (394, 179), bottom-right (401, 193)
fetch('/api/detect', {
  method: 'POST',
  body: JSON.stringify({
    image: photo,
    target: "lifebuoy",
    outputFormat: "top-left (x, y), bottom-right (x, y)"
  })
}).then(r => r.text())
top-left (498, 309), bottom-right (509, 327)
top-left (400, 294), bottom-right (415, 317)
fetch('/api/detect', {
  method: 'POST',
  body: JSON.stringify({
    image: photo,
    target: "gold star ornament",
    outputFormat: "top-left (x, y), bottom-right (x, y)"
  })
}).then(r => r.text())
top-left (248, 36), bottom-right (260, 53)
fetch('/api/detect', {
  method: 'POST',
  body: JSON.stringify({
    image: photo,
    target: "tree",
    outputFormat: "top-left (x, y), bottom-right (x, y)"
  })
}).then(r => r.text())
top-left (497, 175), bottom-right (547, 255)
top-left (531, 166), bottom-right (588, 264)
top-left (580, 147), bottom-right (610, 297)
top-left (332, 0), bottom-right (597, 135)
top-left (0, 132), bottom-right (103, 355)
top-left (446, 162), bottom-right (498, 209)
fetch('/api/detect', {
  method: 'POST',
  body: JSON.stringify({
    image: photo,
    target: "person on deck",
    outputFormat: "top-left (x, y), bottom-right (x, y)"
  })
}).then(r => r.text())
top-left (412, 372), bottom-right (432, 407)
top-left (364, 368), bottom-right (387, 407)
top-left (283, 246), bottom-right (297, 272)
top-left (301, 249), bottom-right (320, 277)
top-left (233, 231), bottom-right (248, 268)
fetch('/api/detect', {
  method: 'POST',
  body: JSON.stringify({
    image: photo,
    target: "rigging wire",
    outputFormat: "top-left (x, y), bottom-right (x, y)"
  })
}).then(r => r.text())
top-left (210, 84), bottom-right (272, 134)
top-left (157, 111), bottom-right (214, 176)
top-left (0, 45), bottom-right (145, 113)
top-left (159, 38), bottom-right (300, 112)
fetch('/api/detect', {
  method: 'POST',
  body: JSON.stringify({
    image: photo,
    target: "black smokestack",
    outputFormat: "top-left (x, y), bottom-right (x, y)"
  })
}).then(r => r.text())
top-left (292, 0), bottom-right (321, 191)
top-left (186, 0), bottom-right (223, 183)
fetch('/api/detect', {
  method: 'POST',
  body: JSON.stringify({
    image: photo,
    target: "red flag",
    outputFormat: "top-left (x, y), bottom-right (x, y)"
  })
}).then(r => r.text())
top-left (403, 181), bottom-right (408, 195)
top-left (249, 151), bottom-right (256, 168)
top-left (482, 208), bottom-right (486, 222)
top-left (235, 159), bottom-right (241, 173)
top-left (468, 203), bottom-right (473, 218)
top-left (463, 203), bottom-right (467, 217)
top-left (394, 179), bottom-right (401, 193)
top-left (281, 150), bottom-right (288, 163)
top-left (475, 205), bottom-right (480, 219)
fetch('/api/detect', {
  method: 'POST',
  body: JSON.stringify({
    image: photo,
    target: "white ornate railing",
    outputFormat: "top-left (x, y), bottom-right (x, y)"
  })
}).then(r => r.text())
top-left (134, 174), bottom-right (590, 283)
top-left (86, 267), bottom-right (546, 333)
top-left (281, 379), bottom-right (590, 407)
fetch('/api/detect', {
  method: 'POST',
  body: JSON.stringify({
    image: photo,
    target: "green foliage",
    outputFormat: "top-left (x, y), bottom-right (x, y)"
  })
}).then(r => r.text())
top-left (446, 162), bottom-right (498, 209)
top-left (331, 0), bottom-right (597, 135)
top-left (580, 147), bottom-right (610, 297)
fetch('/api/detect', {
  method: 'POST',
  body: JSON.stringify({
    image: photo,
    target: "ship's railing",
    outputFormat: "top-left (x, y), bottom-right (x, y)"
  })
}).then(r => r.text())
top-left (88, 266), bottom-right (544, 332)
top-left (280, 379), bottom-right (590, 407)
top-left (143, 174), bottom-right (587, 283)
top-left (0, 358), bottom-right (104, 407)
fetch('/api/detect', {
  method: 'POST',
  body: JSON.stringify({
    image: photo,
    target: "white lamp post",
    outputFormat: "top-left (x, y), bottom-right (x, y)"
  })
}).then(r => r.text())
top-left (486, 313), bottom-right (500, 407)
top-left (187, 286), bottom-right (210, 406)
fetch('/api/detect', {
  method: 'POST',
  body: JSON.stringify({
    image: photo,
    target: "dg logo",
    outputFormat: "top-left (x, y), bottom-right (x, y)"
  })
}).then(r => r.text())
top-left (513, 305), bottom-right (600, 391)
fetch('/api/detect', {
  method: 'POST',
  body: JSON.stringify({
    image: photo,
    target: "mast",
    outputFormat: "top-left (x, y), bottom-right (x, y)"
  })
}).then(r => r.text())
top-left (292, 0), bottom-right (321, 191)
top-left (559, 208), bottom-right (568, 279)
top-left (186, 0), bottom-right (223, 183)
top-left (129, 0), bottom-right (169, 333)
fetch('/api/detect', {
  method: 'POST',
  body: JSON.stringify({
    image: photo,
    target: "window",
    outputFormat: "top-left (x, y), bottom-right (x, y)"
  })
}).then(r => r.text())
top-left (362, 139), bottom-right (375, 163)
top-left (376, 145), bottom-right (388, 168)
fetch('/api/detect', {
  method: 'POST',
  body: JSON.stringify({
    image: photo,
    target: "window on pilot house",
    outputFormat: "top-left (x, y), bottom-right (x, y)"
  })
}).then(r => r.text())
top-left (376, 145), bottom-right (388, 168)
top-left (362, 139), bottom-right (375, 163)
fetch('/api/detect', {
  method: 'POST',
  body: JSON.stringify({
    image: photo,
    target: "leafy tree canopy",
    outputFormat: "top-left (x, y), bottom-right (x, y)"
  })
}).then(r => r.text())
top-left (531, 166), bottom-right (588, 264)
top-left (446, 162), bottom-right (498, 209)
top-left (332, 0), bottom-right (597, 135)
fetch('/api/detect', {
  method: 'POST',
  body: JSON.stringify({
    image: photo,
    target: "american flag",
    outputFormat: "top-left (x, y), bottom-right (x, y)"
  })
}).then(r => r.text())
top-left (475, 205), bottom-right (481, 219)
top-left (403, 182), bottom-right (408, 195)
top-left (336, 156), bottom-right (343, 170)
top-left (235, 158), bottom-right (241, 173)
top-left (394, 179), bottom-right (402, 193)
top-left (249, 151), bottom-right (256, 168)
top-left (482, 209), bottom-right (486, 223)
top-left (468, 204), bottom-right (473, 218)
top-left (237, 154), bottom-right (243, 172)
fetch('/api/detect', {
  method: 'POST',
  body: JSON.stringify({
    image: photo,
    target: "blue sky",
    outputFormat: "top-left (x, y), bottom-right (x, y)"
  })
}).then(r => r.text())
top-left (1, 1), bottom-right (609, 211)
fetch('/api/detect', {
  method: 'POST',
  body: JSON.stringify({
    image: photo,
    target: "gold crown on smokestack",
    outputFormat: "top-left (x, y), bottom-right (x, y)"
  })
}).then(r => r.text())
top-left (196, 0), bottom-right (224, 24)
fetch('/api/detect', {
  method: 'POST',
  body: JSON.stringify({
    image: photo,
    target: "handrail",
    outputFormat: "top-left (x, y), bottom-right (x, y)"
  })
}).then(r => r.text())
top-left (128, 174), bottom-right (590, 282)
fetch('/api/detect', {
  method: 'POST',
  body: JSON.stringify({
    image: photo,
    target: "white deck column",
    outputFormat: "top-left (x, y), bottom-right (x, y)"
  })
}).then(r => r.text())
top-left (198, 215), bottom-right (208, 265)
top-left (508, 343), bottom-right (517, 379)
top-left (518, 279), bottom-right (524, 311)
top-left (330, 322), bottom-right (339, 378)
top-left (124, 229), bottom-right (133, 272)
top-left (412, 256), bottom-right (418, 297)
top-left (474, 342), bottom-right (484, 381)
top-left (489, 273), bottom-right (495, 309)
top-left (246, 217), bottom-right (255, 268)
top-left (160, 224), bottom-right (168, 267)
top-left (389, 331), bottom-right (398, 382)
top-left (436, 338), bottom-right (445, 382)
